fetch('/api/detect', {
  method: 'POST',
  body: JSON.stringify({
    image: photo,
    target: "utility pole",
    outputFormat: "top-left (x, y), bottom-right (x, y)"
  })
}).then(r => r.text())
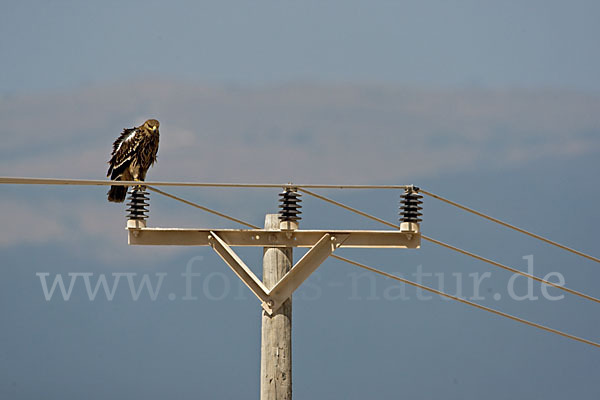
top-left (125, 186), bottom-right (421, 400)
top-left (261, 214), bottom-right (293, 400)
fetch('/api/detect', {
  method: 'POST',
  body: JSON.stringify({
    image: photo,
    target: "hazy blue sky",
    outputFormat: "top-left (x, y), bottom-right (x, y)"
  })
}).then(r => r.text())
top-left (2, 0), bottom-right (600, 93)
top-left (1, 1), bottom-right (599, 399)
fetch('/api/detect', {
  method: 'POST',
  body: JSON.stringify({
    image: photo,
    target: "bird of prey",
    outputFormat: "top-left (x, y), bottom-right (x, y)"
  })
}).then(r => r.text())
top-left (107, 119), bottom-right (160, 202)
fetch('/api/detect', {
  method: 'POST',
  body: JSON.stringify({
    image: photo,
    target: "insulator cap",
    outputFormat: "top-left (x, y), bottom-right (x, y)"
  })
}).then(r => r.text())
top-left (400, 186), bottom-right (423, 224)
top-left (278, 188), bottom-right (302, 222)
top-left (126, 187), bottom-right (149, 221)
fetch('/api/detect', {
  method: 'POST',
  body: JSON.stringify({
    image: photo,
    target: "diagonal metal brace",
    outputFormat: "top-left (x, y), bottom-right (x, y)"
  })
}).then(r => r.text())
top-left (264, 233), bottom-right (349, 314)
top-left (208, 231), bottom-right (349, 315)
top-left (208, 231), bottom-right (270, 306)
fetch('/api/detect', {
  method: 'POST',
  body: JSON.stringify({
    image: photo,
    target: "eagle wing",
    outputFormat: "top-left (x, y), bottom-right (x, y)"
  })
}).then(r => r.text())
top-left (107, 127), bottom-right (143, 179)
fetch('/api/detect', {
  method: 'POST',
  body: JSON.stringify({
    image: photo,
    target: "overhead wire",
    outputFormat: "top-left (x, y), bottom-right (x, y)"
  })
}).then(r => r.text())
top-left (331, 254), bottom-right (600, 349)
top-left (298, 188), bottom-right (395, 228)
top-left (4, 175), bottom-right (600, 344)
top-left (138, 186), bottom-right (600, 349)
top-left (298, 188), bottom-right (600, 305)
top-left (6, 176), bottom-right (597, 262)
top-left (0, 176), bottom-right (408, 190)
top-left (420, 189), bottom-right (600, 264)
top-left (3, 176), bottom-right (597, 282)
top-left (146, 186), bottom-right (259, 229)
top-left (422, 235), bottom-right (600, 304)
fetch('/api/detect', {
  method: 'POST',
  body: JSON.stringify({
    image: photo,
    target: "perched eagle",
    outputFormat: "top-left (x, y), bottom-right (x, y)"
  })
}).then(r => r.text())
top-left (107, 119), bottom-right (160, 202)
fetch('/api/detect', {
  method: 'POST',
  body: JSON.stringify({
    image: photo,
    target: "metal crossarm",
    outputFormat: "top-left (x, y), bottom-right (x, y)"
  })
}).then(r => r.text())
top-left (128, 225), bottom-right (418, 314)
top-left (128, 228), bottom-right (420, 248)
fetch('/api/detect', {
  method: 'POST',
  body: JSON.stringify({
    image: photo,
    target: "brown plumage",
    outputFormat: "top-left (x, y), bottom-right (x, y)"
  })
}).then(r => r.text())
top-left (107, 119), bottom-right (160, 202)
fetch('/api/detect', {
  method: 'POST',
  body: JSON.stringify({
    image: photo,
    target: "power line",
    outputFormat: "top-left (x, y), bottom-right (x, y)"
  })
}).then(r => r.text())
top-left (114, 185), bottom-right (600, 348)
top-left (298, 189), bottom-right (600, 305)
top-left (8, 176), bottom-right (596, 262)
top-left (420, 189), bottom-right (600, 264)
top-left (149, 185), bottom-right (600, 306)
top-left (298, 188), bottom-right (396, 227)
top-left (422, 236), bottom-right (600, 304)
top-left (0, 176), bottom-right (408, 190)
top-left (5, 176), bottom-right (600, 314)
top-left (4, 176), bottom-right (597, 264)
top-left (331, 254), bottom-right (600, 349)
top-left (132, 186), bottom-right (600, 348)
top-left (147, 186), bottom-right (259, 229)
top-left (7, 174), bottom-right (595, 302)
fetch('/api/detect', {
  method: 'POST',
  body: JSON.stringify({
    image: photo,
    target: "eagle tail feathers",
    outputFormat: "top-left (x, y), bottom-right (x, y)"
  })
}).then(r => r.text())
top-left (107, 184), bottom-right (128, 203)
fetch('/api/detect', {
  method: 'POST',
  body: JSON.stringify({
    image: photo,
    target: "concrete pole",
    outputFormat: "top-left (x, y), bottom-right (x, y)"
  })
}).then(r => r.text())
top-left (260, 214), bottom-right (293, 400)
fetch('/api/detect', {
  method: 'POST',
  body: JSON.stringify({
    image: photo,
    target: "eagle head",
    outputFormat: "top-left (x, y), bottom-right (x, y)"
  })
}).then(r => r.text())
top-left (144, 119), bottom-right (160, 132)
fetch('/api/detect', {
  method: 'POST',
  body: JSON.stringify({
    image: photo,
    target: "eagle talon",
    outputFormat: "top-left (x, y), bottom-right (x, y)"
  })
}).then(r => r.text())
top-left (133, 179), bottom-right (144, 191)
